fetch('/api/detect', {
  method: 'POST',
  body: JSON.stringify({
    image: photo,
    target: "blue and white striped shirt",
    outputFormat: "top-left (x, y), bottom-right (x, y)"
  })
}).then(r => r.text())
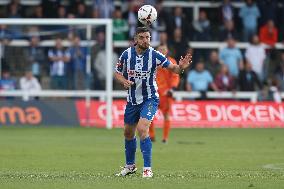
top-left (115, 46), bottom-right (170, 105)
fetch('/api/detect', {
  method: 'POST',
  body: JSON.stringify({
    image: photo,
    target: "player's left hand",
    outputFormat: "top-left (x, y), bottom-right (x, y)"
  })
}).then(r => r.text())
top-left (178, 52), bottom-right (192, 70)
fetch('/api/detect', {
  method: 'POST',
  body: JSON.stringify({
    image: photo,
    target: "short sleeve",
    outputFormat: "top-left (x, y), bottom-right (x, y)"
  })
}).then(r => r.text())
top-left (255, 7), bottom-right (260, 18)
top-left (187, 71), bottom-right (194, 84)
top-left (65, 49), bottom-right (71, 58)
top-left (155, 50), bottom-right (170, 68)
top-left (206, 71), bottom-right (213, 83)
top-left (48, 49), bottom-right (54, 58)
top-left (239, 7), bottom-right (244, 18)
top-left (237, 49), bottom-right (243, 60)
top-left (219, 49), bottom-right (225, 62)
top-left (115, 50), bottom-right (127, 74)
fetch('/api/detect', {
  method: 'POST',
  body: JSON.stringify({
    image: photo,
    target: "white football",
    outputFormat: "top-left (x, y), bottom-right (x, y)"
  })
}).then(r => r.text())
top-left (138, 5), bottom-right (157, 26)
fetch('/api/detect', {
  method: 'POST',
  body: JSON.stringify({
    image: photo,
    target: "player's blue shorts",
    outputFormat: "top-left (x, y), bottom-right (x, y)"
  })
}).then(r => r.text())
top-left (124, 98), bottom-right (159, 125)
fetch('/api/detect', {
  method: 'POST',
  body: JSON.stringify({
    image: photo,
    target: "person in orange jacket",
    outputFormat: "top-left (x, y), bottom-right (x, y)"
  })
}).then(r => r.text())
top-left (149, 44), bottom-right (180, 143)
top-left (259, 19), bottom-right (278, 47)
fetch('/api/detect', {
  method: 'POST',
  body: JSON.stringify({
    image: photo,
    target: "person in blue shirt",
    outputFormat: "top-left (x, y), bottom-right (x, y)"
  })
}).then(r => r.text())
top-left (186, 61), bottom-right (218, 93)
top-left (239, 0), bottom-right (260, 41)
top-left (219, 37), bottom-right (243, 78)
top-left (68, 36), bottom-right (87, 90)
top-left (114, 27), bottom-right (192, 178)
top-left (48, 37), bottom-right (71, 89)
top-left (0, 70), bottom-right (16, 99)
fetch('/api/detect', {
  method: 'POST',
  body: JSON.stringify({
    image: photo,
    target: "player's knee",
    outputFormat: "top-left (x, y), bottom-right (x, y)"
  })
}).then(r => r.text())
top-left (164, 113), bottom-right (170, 120)
top-left (137, 126), bottom-right (148, 140)
top-left (124, 129), bottom-right (135, 140)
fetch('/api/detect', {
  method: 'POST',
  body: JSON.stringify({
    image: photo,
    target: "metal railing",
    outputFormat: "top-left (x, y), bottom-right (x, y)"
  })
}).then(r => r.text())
top-left (0, 90), bottom-right (283, 102)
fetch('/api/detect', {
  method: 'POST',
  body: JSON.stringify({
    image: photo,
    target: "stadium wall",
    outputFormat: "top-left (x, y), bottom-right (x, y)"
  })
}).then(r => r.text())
top-left (0, 100), bottom-right (79, 126)
top-left (1, 99), bottom-right (284, 128)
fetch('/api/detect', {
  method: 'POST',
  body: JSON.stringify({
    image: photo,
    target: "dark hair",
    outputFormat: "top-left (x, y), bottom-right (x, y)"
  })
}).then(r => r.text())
top-left (135, 27), bottom-right (150, 36)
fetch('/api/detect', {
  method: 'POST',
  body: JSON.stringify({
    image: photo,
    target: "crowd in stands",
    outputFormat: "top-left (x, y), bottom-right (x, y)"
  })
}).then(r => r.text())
top-left (0, 0), bottom-right (283, 101)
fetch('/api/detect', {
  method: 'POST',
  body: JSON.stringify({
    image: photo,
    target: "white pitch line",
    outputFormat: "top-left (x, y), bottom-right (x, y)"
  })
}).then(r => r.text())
top-left (262, 163), bottom-right (284, 170)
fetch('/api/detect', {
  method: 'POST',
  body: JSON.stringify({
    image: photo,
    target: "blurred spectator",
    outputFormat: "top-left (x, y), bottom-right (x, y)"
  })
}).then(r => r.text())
top-left (48, 38), bottom-right (71, 89)
top-left (67, 13), bottom-right (77, 40)
top-left (274, 52), bottom-right (284, 91)
top-left (167, 7), bottom-right (189, 41)
top-left (93, 48), bottom-right (118, 90)
top-left (76, 3), bottom-right (88, 18)
top-left (186, 61), bottom-right (218, 92)
top-left (0, 25), bottom-right (12, 71)
top-left (192, 9), bottom-right (211, 62)
top-left (192, 10), bottom-right (211, 41)
top-left (7, 0), bottom-right (23, 19)
top-left (92, 31), bottom-right (105, 58)
top-left (239, 0), bottom-right (260, 41)
top-left (57, 6), bottom-right (67, 18)
top-left (219, 37), bottom-right (243, 78)
top-left (205, 50), bottom-right (222, 78)
top-left (20, 70), bottom-right (41, 101)
top-left (268, 78), bottom-right (282, 102)
top-left (245, 34), bottom-right (266, 81)
top-left (0, 25), bottom-right (13, 41)
top-left (23, 36), bottom-right (46, 83)
top-left (68, 36), bottom-right (87, 90)
top-left (92, 0), bottom-right (114, 18)
top-left (259, 19), bottom-right (278, 48)
top-left (8, 3), bottom-right (21, 18)
top-left (218, 20), bottom-right (239, 41)
top-left (168, 28), bottom-right (189, 63)
top-left (113, 8), bottom-right (128, 41)
top-left (29, 6), bottom-right (45, 32)
top-left (238, 62), bottom-right (262, 91)
top-left (159, 31), bottom-right (168, 46)
top-left (214, 64), bottom-right (235, 91)
top-left (42, 0), bottom-right (60, 18)
top-left (257, 0), bottom-right (277, 26)
top-left (30, 5), bottom-right (43, 19)
top-left (123, 2), bottom-right (138, 39)
top-left (54, 6), bottom-right (69, 36)
top-left (68, 0), bottom-right (84, 16)
top-left (27, 26), bottom-right (41, 39)
top-left (7, 3), bottom-right (22, 39)
top-left (0, 70), bottom-right (16, 91)
top-left (67, 13), bottom-right (85, 40)
top-left (220, 0), bottom-right (235, 23)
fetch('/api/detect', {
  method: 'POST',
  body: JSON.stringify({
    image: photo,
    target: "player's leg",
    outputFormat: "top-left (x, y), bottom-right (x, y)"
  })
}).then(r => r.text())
top-left (161, 97), bottom-right (173, 143)
top-left (137, 98), bottom-right (159, 177)
top-left (117, 103), bottom-right (140, 176)
top-left (136, 117), bottom-right (153, 177)
top-left (149, 121), bottom-right (155, 141)
top-left (162, 111), bottom-right (170, 143)
top-left (124, 123), bottom-right (137, 167)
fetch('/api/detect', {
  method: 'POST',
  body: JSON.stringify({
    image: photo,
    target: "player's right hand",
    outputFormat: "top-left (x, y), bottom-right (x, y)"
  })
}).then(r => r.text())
top-left (123, 80), bottom-right (134, 89)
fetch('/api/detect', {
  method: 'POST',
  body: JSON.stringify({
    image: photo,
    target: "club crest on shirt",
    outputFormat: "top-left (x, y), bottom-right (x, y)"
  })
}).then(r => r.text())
top-left (127, 69), bottom-right (150, 79)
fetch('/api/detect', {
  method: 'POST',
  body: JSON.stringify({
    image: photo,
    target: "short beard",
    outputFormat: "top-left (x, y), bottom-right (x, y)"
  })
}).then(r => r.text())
top-left (138, 44), bottom-right (149, 51)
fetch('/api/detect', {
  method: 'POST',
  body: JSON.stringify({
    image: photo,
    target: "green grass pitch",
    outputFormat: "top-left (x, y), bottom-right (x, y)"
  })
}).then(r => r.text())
top-left (0, 127), bottom-right (284, 189)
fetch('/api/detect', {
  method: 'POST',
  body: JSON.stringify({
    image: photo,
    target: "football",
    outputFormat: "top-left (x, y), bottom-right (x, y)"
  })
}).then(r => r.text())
top-left (138, 5), bottom-right (157, 26)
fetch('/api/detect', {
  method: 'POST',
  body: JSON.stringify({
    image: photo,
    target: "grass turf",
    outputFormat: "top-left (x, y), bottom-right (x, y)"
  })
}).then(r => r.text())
top-left (0, 127), bottom-right (283, 189)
